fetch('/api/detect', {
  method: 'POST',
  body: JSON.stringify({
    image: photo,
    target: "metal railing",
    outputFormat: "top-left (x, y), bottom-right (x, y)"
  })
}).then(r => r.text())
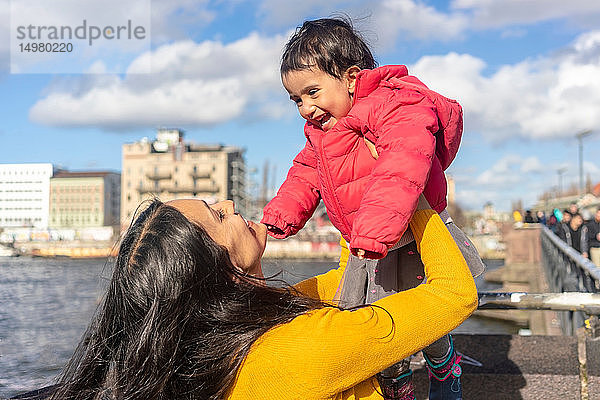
top-left (476, 291), bottom-right (600, 338)
top-left (539, 226), bottom-right (600, 335)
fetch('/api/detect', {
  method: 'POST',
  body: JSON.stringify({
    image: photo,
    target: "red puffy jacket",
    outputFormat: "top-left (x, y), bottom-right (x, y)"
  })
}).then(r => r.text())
top-left (261, 65), bottom-right (463, 258)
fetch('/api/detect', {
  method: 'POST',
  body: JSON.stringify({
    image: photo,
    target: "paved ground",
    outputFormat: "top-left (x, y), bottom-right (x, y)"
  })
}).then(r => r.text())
top-left (409, 334), bottom-right (589, 400)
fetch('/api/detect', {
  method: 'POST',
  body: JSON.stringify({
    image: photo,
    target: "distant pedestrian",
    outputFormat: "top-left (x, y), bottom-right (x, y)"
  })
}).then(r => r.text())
top-left (513, 210), bottom-right (522, 222)
top-left (536, 211), bottom-right (546, 225)
top-left (524, 210), bottom-right (535, 223)
top-left (569, 202), bottom-right (579, 216)
top-left (554, 208), bottom-right (563, 222)
top-left (558, 213), bottom-right (585, 253)
top-left (555, 210), bottom-right (571, 238)
top-left (583, 208), bottom-right (600, 265)
top-left (547, 214), bottom-right (558, 233)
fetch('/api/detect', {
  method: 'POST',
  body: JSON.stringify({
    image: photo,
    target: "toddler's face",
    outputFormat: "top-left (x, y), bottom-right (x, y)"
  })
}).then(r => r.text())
top-left (282, 68), bottom-right (356, 132)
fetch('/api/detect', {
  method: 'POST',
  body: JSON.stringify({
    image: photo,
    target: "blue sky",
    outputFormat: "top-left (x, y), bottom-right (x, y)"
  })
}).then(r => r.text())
top-left (1, 0), bottom-right (600, 212)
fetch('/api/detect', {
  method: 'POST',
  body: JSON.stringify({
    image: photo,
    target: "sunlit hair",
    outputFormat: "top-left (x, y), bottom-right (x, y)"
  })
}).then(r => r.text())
top-left (51, 199), bottom-right (326, 400)
top-left (281, 16), bottom-right (377, 79)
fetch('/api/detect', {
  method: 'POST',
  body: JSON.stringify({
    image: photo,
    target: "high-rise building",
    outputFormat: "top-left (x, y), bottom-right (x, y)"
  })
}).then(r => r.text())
top-left (0, 163), bottom-right (53, 228)
top-left (447, 174), bottom-right (456, 205)
top-left (121, 128), bottom-right (246, 229)
top-left (49, 171), bottom-right (121, 228)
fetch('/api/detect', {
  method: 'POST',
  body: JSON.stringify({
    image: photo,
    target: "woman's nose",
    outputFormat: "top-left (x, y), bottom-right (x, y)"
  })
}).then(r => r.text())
top-left (215, 200), bottom-right (235, 214)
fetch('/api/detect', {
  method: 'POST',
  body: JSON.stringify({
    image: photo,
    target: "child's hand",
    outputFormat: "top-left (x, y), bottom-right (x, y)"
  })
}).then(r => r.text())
top-left (265, 224), bottom-right (285, 236)
top-left (355, 248), bottom-right (384, 259)
top-left (353, 248), bottom-right (384, 259)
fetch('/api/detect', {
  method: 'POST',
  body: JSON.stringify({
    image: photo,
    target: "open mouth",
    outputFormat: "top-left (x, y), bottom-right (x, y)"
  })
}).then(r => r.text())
top-left (315, 113), bottom-right (331, 129)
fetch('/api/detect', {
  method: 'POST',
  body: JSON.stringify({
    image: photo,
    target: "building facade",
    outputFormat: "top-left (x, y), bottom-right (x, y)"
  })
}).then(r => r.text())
top-left (0, 163), bottom-right (53, 228)
top-left (49, 171), bottom-right (121, 228)
top-left (446, 174), bottom-right (456, 205)
top-left (121, 129), bottom-right (246, 228)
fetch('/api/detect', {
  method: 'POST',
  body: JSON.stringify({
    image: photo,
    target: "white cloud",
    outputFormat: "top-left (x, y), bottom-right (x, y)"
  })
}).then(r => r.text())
top-left (455, 188), bottom-right (504, 210)
top-left (150, 0), bottom-right (215, 43)
top-left (453, 154), bottom-right (554, 210)
top-left (29, 33), bottom-right (287, 129)
top-left (452, 0), bottom-right (600, 29)
top-left (257, 0), bottom-right (469, 48)
top-left (474, 154), bottom-right (524, 187)
top-left (454, 154), bottom-right (600, 211)
top-left (521, 156), bottom-right (544, 174)
top-left (411, 30), bottom-right (600, 141)
top-left (473, 155), bottom-right (566, 187)
top-left (371, 0), bottom-right (468, 46)
top-left (256, 0), bottom-right (600, 48)
top-left (584, 160), bottom-right (600, 176)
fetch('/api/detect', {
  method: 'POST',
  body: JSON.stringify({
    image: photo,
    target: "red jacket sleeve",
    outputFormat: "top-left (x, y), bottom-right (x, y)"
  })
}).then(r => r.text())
top-left (346, 88), bottom-right (439, 258)
top-left (261, 142), bottom-right (321, 239)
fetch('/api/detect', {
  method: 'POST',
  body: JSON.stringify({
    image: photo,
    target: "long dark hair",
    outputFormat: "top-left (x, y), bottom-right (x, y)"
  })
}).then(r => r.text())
top-left (51, 199), bottom-right (325, 399)
top-left (281, 16), bottom-right (377, 79)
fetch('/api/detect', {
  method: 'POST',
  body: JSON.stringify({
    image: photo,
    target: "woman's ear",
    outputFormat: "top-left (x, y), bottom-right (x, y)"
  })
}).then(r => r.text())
top-left (345, 66), bottom-right (361, 95)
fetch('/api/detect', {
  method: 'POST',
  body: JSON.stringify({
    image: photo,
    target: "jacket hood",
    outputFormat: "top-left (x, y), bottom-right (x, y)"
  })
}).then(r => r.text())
top-left (354, 65), bottom-right (409, 102)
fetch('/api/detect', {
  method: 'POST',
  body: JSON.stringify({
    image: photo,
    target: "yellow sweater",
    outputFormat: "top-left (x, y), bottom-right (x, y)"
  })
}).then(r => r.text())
top-left (226, 210), bottom-right (478, 399)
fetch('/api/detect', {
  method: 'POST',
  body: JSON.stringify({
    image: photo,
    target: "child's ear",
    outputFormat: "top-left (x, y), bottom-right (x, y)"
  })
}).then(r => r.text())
top-left (345, 66), bottom-right (361, 95)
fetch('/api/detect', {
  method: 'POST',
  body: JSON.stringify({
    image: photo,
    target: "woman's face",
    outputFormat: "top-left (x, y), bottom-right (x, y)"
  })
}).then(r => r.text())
top-left (168, 199), bottom-right (267, 277)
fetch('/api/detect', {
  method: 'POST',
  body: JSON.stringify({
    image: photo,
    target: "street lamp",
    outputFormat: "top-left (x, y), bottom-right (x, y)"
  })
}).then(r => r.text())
top-left (576, 129), bottom-right (593, 196)
top-left (557, 167), bottom-right (568, 197)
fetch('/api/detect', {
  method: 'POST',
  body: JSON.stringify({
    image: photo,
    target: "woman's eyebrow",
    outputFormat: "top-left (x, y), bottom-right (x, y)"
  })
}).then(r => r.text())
top-left (201, 200), bottom-right (220, 222)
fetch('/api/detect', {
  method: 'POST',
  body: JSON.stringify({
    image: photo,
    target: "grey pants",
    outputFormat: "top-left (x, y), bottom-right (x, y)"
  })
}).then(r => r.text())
top-left (339, 222), bottom-right (484, 376)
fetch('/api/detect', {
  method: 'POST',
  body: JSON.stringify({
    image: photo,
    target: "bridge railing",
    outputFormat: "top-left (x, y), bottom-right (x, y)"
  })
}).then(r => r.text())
top-left (539, 226), bottom-right (600, 335)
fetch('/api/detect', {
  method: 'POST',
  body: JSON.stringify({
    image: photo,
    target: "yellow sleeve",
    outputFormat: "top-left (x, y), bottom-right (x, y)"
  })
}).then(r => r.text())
top-left (339, 236), bottom-right (350, 268)
top-left (230, 210), bottom-right (478, 399)
top-left (292, 236), bottom-right (348, 303)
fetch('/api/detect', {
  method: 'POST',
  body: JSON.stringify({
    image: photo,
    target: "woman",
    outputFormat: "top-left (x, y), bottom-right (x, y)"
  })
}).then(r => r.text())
top-left (48, 196), bottom-right (477, 400)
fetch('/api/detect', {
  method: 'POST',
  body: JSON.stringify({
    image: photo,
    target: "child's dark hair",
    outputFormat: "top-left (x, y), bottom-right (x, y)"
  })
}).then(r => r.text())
top-left (281, 17), bottom-right (377, 79)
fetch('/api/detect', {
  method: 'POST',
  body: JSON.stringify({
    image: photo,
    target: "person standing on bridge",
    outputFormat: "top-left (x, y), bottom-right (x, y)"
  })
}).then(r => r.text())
top-left (261, 17), bottom-right (484, 400)
top-left (558, 212), bottom-right (585, 253)
top-left (583, 208), bottom-right (600, 265)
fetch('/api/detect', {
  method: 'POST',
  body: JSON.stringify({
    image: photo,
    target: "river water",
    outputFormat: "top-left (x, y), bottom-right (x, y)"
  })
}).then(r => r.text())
top-left (0, 257), bottom-right (514, 398)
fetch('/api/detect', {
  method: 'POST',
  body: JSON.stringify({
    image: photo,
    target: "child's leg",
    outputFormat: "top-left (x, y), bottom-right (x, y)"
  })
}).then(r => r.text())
top-left (424, 212), bottom-right (475, 400)
top-left (423, 335), bottom-right (463, 400)
top-left (422, 335), bottom-right (451, 360)
top-left (336, 251), bottom-right (368, 308)
top-left (340, 241), bottom-right (424, 400)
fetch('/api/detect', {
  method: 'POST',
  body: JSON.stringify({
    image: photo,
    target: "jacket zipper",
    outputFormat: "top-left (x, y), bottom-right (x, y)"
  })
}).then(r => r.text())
top-left (316, 132), bottom-right (353, 239)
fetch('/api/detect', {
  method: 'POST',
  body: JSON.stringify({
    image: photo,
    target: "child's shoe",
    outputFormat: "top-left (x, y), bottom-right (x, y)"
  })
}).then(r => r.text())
top-left (423, 336), bottom-right (463, 400)
top-left (376, 369), bottom-right (416, 400)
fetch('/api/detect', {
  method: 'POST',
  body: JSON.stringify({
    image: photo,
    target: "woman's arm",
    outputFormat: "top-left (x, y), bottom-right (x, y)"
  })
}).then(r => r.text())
top-left (292, 237), bottom-right (349, 303)
top-left (237, 206), bottom-right (477, 397)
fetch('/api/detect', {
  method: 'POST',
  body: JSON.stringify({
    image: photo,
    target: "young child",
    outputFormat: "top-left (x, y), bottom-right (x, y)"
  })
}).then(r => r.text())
top-left (261, 17), bottom-right (484, 400)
